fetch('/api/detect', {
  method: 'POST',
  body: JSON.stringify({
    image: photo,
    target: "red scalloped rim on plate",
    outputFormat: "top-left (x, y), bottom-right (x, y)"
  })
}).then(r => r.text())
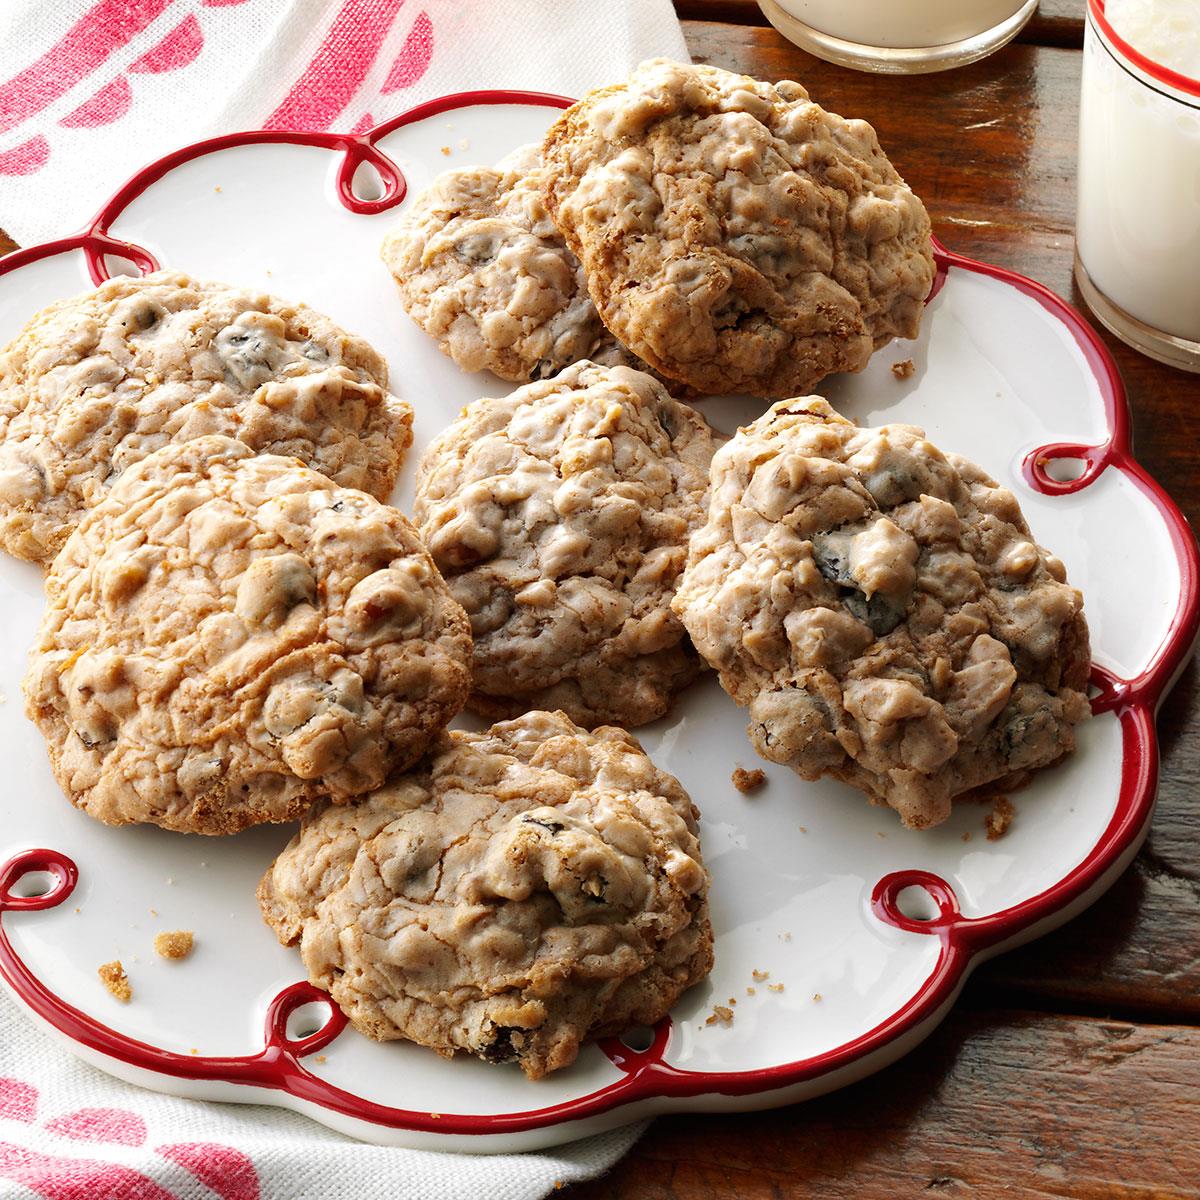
top-left (0, 90), bottom-right (1196, 1139)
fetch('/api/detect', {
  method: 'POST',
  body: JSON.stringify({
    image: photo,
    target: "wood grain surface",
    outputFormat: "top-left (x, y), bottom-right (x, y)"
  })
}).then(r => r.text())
top-left (578, 1012), bottom-right (1200, 1198)
top-left (1, 5), bottom-right (1196, 1194)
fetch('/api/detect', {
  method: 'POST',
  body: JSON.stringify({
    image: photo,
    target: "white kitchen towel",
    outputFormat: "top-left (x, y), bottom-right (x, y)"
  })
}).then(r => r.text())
top-left (0, 0), bottom-right (690, 1193)
top-left (0, 0), bottom-right (690, 246)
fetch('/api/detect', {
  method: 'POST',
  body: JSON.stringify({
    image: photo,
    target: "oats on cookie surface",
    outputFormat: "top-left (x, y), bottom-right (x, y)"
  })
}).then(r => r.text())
top-left (25, 436), bottom-right (471, 835)
top-left (673, 397), bottom-right (1090, 829)
top-left (414, 361), bottom-right (715, 728)
top-left (541, 59), bottom-right (934, 397)
top-left (0, 271), bottom-right (412, 565)
top-left (258, 710), bottom-right (713, 1080)
top-left (381, 146), bottom-right (669, 388)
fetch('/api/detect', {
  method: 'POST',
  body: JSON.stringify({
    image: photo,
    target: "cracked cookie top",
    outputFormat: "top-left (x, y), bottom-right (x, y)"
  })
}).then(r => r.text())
top-left (672, 397), bottom-right (1091, 829)
top-left (0, 270), bottom-right (414, 564)
top-left (541, 59), bottom-right (935, 397)
top-left (258, 709), bottom-right (713, 1079)
top-left (413, 361), bottom-right (716, 727)
top-left (24, 435), bottom-right (471, 834)
top-left (381, 144), bottom-right (661, 387)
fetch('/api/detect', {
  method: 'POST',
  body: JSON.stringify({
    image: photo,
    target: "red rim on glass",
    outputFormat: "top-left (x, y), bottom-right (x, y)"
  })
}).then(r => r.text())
top-left (1090, 0), bottom-right (1200, 100)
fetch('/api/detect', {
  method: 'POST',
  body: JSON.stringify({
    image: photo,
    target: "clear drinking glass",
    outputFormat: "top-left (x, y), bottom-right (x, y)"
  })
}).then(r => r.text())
top-left (1074, 0), bottom-right (1200, 372)
top-left (755, 0), bottom-right (1038, 74)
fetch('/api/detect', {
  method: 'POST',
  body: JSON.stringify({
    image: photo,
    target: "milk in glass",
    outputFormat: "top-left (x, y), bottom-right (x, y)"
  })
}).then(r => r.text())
top-left (1076, 0), bottom-right (1200, 360)
top-left (771, 0), bottom-right (1031, 48)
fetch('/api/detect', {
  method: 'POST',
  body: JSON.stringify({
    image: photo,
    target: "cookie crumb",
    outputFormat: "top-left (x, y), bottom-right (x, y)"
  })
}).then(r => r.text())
top-left (314, 1054), bottom-right (327, 1064)
top-left (149, 908), bottom-right (158, 917)
top-left (731, 766), bottom-right (766, 793)
top-left (746, 986), bottom-right (756, 996)
top-left (439, 145), bottom-right (451, 156)
top-left (768, 983), bottom-right (785, 993)
top-left (154, 930), bottom-right (194, 960)
top-left (728, 997), bottom-right (737, 1006)
top-left (812, 992), bottom-right (822, 1002)
top-left (705, 1005), bottom-right (734, 1026)
top-left (797, 825), bottom-right (807, 833)
top-left (214, 185), bottom-right (222, 194)
top-left (0, 692), bottom-right (7, 704)
top-left (985, 795), bottom-right (1015, 840)
top-left (780, 931), bottom-right (792, 942)
top-left (430, 1113), bottom-right (442, 1120)
top-left (99, 961), bottom-right (131, 1002)
top-left (752, 969), bottom-right (770, 981)
top-left (876, 830), bottom-right (887, 838)
top-left (961, 831), bottom-right (972, 842)
top-left (891, 358), bottom-right (915, 379)
top-left (190, 1048), bottom-right (198, 1055)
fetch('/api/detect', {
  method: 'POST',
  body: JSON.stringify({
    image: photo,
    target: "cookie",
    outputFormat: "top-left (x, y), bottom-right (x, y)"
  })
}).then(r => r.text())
top-left (541, 59), bottom-right (935, 397)
top-left (0, 270), bottom-right (413, 565)
top-left (258, 710), bottom-right (713, 1079)
top-left (672, 397), bottom-right (1091, 829)
top-left (24, 436), bottom-right (471, 835)
top-left (413, 360), bottom-right (715, 728)
top-left (381, 144), bottom-right (665, 387)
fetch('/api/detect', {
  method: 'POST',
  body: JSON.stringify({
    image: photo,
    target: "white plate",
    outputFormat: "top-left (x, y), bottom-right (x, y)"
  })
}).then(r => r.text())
top-left (0, 94), bottom-right (1195, 1153)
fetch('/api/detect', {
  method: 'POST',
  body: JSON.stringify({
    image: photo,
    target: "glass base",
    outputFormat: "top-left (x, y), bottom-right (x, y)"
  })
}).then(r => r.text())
top-left (755, 0), bottom-right (1038, 74)
top-left (1074, 249), bottom-right (1200, 375)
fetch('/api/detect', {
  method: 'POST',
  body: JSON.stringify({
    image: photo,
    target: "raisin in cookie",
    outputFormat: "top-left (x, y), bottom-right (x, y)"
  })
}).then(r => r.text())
top-left (413, 361), bottom-right (715, 728)
top-left (672, 397), bottom-right (1090, 829)
top-left (541, 59), bottom-right (934, 398)
top-left (257, 710), bottom-right (713, 1079)
top-left (0, 271), bottom-right (413, 564)
top-left (24, 436), bottom-right (471, 835)
top-left (381, 144), bottom-right (662, 386)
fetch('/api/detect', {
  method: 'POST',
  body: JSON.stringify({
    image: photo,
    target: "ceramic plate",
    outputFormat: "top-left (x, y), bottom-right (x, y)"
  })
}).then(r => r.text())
top-left (0, 94), bottom-right (1195, 1153)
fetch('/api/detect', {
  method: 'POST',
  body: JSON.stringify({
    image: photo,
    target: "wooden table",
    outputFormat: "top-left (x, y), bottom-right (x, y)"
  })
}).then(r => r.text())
top-left (1, 4), bottom-right (1196, 1193)
top-left (570, 3), bottom-right (1200, 1196)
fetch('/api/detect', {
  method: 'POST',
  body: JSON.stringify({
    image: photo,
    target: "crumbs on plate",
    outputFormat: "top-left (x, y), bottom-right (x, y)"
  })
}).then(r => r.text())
top-left (705, 1004), bottom-right (734, 1027)
top-left (731, 765), bottom-right (766, 793)
top-left (98, 960), bottom-right (131, 1002)
top-left (985, 795), bottom-right (1015, 840)
top-left (154, 930), bottom-right (194, 960)
top-left (891, 358), bottom-right (915, 379)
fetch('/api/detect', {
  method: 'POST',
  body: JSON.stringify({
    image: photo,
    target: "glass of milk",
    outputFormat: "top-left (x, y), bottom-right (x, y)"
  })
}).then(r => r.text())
top-left (1075, 0), bottom-right (1200, 372)
top-left (755, 0), bottom-right (1038, 73)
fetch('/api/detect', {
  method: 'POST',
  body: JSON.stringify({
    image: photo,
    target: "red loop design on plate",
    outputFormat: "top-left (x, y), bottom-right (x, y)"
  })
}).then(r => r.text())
top-left (599, 1018), bottom-right (673, 1076)
top-left (1023, 441), bottom-right (1113, 495)
top-left (1089, 663), bottom-right (1132, 717)
top-left (264, 982), bottom-right (346, 1058)
top-left (334, 140), bottom-right (407, 215)
top-left (0, 91), bottom-right (1195, 1139)
top-left (872, 870), bottom-right (962, 935)
top-left (0, 850), bottom-right (78, 913)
